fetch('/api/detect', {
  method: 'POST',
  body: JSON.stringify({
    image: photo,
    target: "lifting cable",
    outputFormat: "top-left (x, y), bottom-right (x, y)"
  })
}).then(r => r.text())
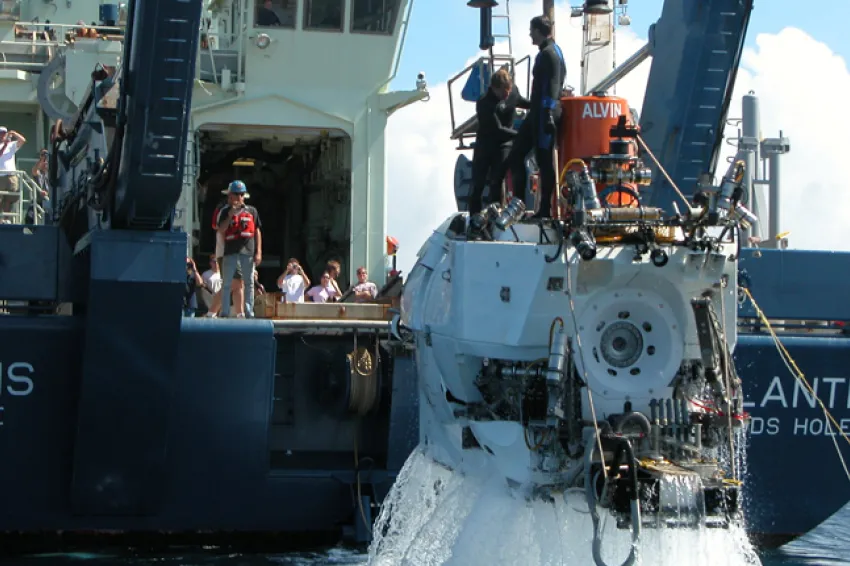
top-left (635, 134), bottom-right (693, 214)
top-left (350, 332), bottom-right (382, 536)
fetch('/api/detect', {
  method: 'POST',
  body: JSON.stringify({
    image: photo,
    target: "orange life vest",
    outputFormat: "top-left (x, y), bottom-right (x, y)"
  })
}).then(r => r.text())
top-left (222, 207), bottom-right (256, 241)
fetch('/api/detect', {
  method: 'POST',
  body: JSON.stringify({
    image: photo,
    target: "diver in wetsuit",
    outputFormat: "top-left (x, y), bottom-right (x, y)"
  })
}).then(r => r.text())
top-left (501, 15), bottom-right (566, 218)
top-left (468, 68), bottom-right (531, 215)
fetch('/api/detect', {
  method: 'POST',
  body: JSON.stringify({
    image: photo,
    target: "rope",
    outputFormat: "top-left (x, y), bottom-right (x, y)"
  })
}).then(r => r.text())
top-left (718, 279), bottom-right (738, 480)
top-left (635, 134), bottom-right (693, 213)
top-left (353, 418), bottom-right (372, 536)
top-left (563, 253), bottom-right (608, 481)
top-left (742, 287), bottom-right (850, 483)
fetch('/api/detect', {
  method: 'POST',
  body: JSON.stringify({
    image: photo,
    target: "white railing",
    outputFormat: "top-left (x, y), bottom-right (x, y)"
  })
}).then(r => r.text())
top-left (0, 22), bottom-right (125, 74)
top-left (198, 28), bottom-right (246, 86)
top-left (1, 22), bottom-right (125, 48)
top-left (0, 171), bottom-right (47, 226)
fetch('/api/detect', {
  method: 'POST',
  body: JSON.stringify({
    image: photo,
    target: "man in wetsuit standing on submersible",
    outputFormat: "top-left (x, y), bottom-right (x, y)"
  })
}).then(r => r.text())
top-left (468, 68), bottom-right (531, 216)
top-left (501, 15), bottom-right (566, 219)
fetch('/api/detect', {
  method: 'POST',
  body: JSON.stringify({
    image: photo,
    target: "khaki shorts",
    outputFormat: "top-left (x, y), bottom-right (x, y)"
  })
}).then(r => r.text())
top-left (0, 175), bottom-right (20, 210)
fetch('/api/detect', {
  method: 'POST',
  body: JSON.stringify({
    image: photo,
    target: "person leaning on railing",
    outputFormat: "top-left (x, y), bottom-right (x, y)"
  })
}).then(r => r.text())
top-left (25, 149), bottom-right (50, 225)
top-left (350, 266), bottom-right (378, 303)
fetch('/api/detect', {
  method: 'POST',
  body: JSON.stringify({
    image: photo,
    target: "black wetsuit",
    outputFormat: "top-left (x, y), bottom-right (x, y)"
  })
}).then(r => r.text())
top-left (469, 87), bottom-right (531, 215)
top-left (502, 37), bottom-right (566, 217)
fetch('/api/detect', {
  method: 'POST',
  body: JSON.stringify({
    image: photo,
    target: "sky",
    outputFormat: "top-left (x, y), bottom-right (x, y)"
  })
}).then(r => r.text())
top-left (382, 0), bottom-right (850, 274)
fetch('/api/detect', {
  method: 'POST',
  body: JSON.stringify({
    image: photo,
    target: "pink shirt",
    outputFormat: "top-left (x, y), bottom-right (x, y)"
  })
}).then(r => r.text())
top-left (307, 284), bottom-right (339, 303)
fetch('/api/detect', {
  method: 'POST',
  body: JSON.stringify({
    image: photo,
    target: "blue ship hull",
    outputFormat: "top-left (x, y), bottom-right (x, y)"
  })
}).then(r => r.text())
top-left (0, 314), bottom-right (419, 542)
top-left (739, 335), bottom-right (850, 543)
top-left (0, 239), bottom-right (845, 548)
top-left (0, 317), bottom-right (845, 546)
top-left (733, 248), bottom-right (850, 544)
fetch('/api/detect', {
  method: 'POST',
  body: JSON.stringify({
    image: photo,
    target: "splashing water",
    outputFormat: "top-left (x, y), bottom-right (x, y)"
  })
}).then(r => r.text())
top-left (367, 446), bottom-right (762, 566)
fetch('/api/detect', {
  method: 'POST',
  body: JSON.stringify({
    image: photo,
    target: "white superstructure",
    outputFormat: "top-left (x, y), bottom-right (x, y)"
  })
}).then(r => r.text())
top-left (0, 0), bottom-right (427, 287)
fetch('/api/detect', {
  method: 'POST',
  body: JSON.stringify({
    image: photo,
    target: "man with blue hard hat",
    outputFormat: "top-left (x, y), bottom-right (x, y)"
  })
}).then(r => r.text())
top-left (216, 180), bottom-right (263, 318)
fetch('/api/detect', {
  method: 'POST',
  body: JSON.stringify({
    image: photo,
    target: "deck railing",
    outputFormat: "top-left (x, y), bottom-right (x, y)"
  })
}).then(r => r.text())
top-left (0, 170), bottom-right (47, 225)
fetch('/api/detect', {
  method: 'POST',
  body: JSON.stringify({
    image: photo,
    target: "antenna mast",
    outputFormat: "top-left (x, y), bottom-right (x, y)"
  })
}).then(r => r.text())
top-left (543, 0), bottom-right (555, 37)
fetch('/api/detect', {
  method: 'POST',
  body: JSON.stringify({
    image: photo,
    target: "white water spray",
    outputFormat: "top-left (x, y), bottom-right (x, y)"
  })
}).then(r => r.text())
top-left (367, 446), bottom-right (761, 566)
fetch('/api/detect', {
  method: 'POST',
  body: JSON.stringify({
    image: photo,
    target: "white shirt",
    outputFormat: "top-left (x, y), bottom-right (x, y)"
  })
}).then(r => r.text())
top-left (279, 273), bottom-right (306, 303)
top-left (201, 269), bottom-right (222, 294)
top-left (352, 281), bottom-right (378, 302)
top-left (0, 141), bottom-right (19, 176)
top-left (307, 284), bottom-right (339, 303)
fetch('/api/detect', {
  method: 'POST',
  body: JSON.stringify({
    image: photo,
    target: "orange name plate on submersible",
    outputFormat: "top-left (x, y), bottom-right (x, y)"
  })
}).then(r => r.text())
top-left (559, 95), bottom-right (632, 169)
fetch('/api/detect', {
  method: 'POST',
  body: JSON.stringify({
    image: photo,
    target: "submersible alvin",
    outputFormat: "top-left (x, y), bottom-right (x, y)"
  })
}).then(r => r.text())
top-left (421, 0), bottom-right (850, 550)
top-left (397, 35), bottom-right (756, 566)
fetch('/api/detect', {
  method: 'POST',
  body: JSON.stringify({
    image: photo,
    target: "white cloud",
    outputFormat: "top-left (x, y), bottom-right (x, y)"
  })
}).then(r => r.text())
top-left (721, 27), bottom-right (850, 251)
top-left (385, 2), bottom-right (849, 273)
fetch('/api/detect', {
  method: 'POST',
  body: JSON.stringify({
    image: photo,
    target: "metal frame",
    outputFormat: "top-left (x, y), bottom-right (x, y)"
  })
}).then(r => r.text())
top-left (253, 0), bottom-right (298, 29)
top-left (302, 0), bottom-right (346, 32)
top-left (271, 319), bottom-right (391, 335)
top-left (349, 0), bottom-right (400, 35)
top-left (447, 54), bottom-right (531, 148)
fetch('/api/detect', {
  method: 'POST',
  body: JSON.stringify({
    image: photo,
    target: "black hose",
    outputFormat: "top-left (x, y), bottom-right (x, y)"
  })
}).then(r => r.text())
top-left (585, 435), bottom-right (640, 566)
top-left (612, 438), bottom-right (639, 503)
top-left (614, 411), bottom-right (652, 437)
top-left (599, 185), bottom-right (642, 208)
top-left (545, 224), bottom-right (565, 263)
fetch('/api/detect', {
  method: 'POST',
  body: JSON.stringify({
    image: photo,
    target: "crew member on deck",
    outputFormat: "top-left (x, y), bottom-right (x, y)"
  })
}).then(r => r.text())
top-left (216, 180), bottom-right (263, 318)
top-left (256, 0), bottom-right (281, 26)
top-left (469, 68), bottom-right (531, 215)
top-left (501, 15), bottom-right (566, 218)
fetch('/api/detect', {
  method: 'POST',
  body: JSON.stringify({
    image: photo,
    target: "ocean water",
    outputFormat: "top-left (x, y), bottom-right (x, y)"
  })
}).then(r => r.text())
top-left (0, 475), bottom-right (850, 566)
top-left (2, 517), bottom-right (847, 566)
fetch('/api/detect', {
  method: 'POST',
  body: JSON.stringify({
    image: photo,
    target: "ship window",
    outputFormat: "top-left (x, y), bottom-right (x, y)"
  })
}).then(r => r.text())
top-left (0, 0), bottom-right (20, 20)
top-left (303, 0), bottom-right (343, 31)
top-left (351, 0), bottom-right (400, 34)
top-left (254, 0), bottom-right (296, 29)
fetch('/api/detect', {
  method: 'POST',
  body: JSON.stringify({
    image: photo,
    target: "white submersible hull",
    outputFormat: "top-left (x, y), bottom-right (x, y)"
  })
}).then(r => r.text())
top-left (393, 151), bottom-right (757, 564)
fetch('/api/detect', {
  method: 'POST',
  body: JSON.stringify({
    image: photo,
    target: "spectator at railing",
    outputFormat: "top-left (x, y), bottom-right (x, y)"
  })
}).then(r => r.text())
top-left (184, 257), bottom-right (204, 317)
top-left (0, 126), bottom-right (26, 222)
top-left (350, 266), bottom-right (378, 303)
top-left (277, 258), bottom-right (310, 303)
top-left (195, 254), bottom-right (222, 315)
top-left (25, 149), bottom-right (50, 225)
top-left (306, 272), bottom-right (340, 303)
top-left (325, 259), bottom-right (343, 297)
